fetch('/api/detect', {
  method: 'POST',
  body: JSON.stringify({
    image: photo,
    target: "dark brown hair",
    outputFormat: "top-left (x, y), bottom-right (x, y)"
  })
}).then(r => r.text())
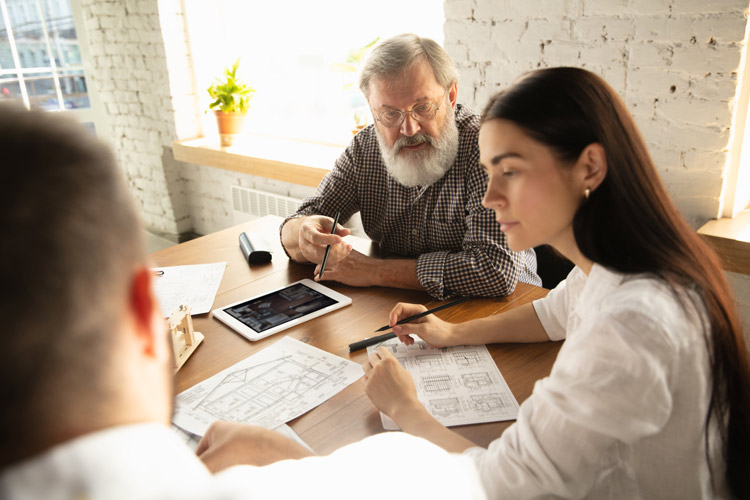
top-left (482, 67), bottom-right (750, 498)
top-left (0, 104), bottom-right (144, 466)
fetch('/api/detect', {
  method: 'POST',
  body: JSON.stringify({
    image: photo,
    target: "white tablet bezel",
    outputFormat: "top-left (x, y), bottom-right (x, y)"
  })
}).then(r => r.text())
top-left (212, 279), bottom-right (352, 341)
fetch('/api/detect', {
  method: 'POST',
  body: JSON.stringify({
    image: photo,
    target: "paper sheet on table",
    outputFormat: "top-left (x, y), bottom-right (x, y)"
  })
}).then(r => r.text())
top-left (152, 262), bottom-right (226, 317)
top-left (172, 336), bottom-right (363, 436)
top-left (171, 423), bottom-right (313, 453)
top-left (367, 337), bottom-right (519, 430)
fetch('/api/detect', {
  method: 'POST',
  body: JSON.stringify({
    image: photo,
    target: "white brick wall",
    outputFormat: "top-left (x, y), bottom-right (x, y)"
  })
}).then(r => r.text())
top-left (445, 0), bottom-right (747, 227)
top-left (180, 163), bottom-right (316, 237)
top-left (79, 0), bottom-right (196, 238)
top-left (444, 0), bottom-right (750, 328)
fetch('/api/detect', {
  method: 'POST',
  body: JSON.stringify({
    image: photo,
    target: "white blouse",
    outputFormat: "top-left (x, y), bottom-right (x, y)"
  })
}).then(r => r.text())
top-left (464, 264), bottom-right (728, 499)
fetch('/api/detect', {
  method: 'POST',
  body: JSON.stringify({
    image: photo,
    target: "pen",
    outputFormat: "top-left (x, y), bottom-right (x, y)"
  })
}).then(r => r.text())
top-left (153, 270), bottom-right (164, 276)
top-left (348, 331), bottom-right (397, 353)
top-left (373, 296), bottom-right (470, 332)
top-left (318, 211), bottom-right (340, 280)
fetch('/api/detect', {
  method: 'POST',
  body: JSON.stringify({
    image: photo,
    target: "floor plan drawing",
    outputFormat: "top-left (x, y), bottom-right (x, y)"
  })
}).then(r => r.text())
top-left (453, 350), bottom-right (480, 366)
top-left (422, 374), bottom-right (452, 392)
top-left (461, 372), bottom-right (493, 389)
top-left (173, 337), bottom-right (363, 436)
top-left (369, 337), bottom-right (519, 429)
top-left (415, 353), bottom-right (444, 368)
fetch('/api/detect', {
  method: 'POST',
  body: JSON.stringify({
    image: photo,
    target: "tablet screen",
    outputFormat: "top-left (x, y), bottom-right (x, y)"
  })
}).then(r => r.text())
top-left (223, 282), bottom-right (338, 333)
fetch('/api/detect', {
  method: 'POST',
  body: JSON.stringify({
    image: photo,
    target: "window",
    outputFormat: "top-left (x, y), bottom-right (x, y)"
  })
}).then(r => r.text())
top-left (721, 13), bottom-right (750, 217)
top-left (184, 0), bottom-right (444, 146)
top-left (0, 0), bottom-right (106, 137)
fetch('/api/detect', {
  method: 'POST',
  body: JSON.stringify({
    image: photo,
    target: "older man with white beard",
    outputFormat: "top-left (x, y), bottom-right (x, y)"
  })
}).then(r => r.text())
top-left (281, 34), bottom-right (540, 299)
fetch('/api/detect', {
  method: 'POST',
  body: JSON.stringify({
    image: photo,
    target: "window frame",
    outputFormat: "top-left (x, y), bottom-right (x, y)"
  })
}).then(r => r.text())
top-left (720, 16), bottom-right (750, 218)
top-left (0, 0), bottom-right (108, 142)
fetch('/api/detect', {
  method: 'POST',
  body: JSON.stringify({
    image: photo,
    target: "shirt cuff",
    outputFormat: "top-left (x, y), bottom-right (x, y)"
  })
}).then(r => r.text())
top-left (416, 251), bottom-right (451, 299)
top-left (532, 298), bottom-right (567, 341)
top-left (279, 214), bottom-right (305, 264)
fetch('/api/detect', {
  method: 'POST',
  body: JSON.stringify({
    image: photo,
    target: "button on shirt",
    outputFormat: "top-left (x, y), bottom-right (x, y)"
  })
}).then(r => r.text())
top-left (286, 104), bottom-right (540, 299)
top-left (464, 264), bottom-right (728, 499)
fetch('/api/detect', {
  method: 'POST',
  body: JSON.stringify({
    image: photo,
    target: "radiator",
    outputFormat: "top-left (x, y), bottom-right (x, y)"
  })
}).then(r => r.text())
top-left (230, 186), bottom-right (302, 224)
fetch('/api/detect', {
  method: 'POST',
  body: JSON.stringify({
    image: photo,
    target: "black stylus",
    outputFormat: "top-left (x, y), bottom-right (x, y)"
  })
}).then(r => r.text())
top-left (349, 332), bottom-right (396, 352)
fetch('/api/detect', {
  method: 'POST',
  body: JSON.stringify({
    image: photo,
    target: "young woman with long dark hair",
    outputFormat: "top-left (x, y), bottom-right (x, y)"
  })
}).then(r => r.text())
top-left (362, 67), bottom-right (750, 499)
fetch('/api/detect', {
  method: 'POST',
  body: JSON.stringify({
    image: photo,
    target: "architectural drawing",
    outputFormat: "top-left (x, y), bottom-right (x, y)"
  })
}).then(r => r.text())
top-left (453, 350), bottom-right (480, 366)
top-left (428, 397), bottom-right (462, 418)
top-left (470, 394), bottom-right (515, 413)
top-left (415, 353), bottom-right (443, 368)
top-left (421, 374), bottom-right (452, 393)
top-left (370, 338), bottom-right (519, 429)
top-left (173, 337), bottom-right (363, 436)
top-left (461, 372), bottom-right (493, 389)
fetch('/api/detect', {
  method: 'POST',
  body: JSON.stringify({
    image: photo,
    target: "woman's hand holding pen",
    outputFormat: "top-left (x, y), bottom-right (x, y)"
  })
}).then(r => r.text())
top-left (389, 302), bottom-right (455, 347)
top-left (298, 215), bottom-right (351, 265)
top-left (362, 346), bottom-right (425, 422)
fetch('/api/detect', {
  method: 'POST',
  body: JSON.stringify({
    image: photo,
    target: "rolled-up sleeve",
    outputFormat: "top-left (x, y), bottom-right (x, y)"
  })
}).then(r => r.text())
top-left (417, 163), bottom-right (539, 299)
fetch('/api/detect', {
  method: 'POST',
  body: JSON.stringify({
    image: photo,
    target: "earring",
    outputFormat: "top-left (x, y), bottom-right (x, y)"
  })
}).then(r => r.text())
top-left (584, 188), bottom-right (591, 199)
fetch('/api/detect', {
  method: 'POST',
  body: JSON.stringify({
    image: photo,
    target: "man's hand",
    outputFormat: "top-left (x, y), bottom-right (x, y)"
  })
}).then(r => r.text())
top-left (196, 421), bottom-right (314, 473)
top-left (282, 215), bottom-right (351, 265)
top-left (315, 250), bottom-right (423, 291)
top-left (314, 249), bottom-right (377, 287)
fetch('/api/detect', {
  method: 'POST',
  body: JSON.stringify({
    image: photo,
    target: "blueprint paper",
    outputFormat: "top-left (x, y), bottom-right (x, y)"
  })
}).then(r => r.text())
top-left (172, 337), bottom-right (364, 436)
top-left (367, 338), bottom-right (519, 429)
top-left (152, 262), bottom-right (226, 317)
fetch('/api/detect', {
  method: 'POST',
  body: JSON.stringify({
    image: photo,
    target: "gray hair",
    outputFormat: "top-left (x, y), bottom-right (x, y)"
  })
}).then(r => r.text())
top-left (358, 33), bottom-right (457, 98)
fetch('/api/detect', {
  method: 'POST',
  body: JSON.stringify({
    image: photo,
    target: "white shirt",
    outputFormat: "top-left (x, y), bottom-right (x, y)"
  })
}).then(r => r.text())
top-left (464, 264), bottom-right (728, 499)
top-left (1, 423), bottom-right (486, 500)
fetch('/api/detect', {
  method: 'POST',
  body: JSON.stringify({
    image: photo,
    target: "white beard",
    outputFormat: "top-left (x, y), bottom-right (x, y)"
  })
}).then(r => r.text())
top-left (375, 113), bottom-right (459, 187)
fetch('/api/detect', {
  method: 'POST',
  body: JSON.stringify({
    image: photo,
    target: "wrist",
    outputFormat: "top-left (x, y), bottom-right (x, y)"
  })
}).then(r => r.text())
top-left (375, 258), bottom-right (421, 290)
top-left (390, 399), bottom-right (430, 430)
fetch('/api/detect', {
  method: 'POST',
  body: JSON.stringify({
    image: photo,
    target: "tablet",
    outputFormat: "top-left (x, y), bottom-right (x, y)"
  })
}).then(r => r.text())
top-left (212, 279), bottom-right (352, 341)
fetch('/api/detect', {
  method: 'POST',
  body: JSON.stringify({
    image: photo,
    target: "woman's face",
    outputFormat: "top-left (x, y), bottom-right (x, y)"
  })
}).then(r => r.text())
top-left (479, 119), bottom-right (585, 253)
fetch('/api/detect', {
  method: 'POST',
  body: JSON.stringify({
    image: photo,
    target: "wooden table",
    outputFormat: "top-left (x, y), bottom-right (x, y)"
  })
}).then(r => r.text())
top-left (152, 215), bottom-right (562, 455)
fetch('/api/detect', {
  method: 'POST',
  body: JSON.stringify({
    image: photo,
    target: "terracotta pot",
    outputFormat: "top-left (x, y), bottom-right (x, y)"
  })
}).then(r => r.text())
top-left (213, 110), bottom-right (246, 147)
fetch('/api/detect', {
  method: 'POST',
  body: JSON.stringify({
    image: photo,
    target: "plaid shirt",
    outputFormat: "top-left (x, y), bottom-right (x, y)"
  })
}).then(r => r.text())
top-left (287, 104), bottom-right (540, 299)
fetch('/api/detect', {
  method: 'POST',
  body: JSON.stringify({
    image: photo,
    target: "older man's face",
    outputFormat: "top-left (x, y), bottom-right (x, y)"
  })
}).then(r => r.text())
top-left (368, 60), bottom-right (459, 186)
top-left (368, 59), bottom-right (456, 149)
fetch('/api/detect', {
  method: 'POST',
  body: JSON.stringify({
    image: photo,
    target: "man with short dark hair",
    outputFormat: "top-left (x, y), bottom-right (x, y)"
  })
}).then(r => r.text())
top-left (0, 105), bottom-right (486, 499)
top-left (281, 33), bottom-right (540, 299)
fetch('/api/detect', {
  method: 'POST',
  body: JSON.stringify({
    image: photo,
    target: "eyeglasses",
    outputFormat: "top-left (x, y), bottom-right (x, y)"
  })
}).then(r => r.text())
top-left (373, 90), bottom-right (448, 128)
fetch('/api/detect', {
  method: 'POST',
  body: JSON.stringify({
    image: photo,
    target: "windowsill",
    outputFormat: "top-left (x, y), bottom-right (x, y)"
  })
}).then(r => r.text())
top-left (172, 135), bottom-right (345, 187)
top-left (698, 210), bottom-right (750, 275)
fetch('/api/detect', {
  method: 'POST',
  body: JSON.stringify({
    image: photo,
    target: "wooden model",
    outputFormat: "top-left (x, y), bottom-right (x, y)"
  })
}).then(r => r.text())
top-left (169, 304), bottom-right (204, 372)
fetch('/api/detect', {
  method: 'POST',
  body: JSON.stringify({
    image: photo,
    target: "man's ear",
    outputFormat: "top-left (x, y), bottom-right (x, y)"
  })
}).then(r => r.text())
top-left (128, 266), bottom-right (166, 359)
top-left (448, 81), bottom-right (458, 108)
top-left (578, 142), bottom-right (607, 192)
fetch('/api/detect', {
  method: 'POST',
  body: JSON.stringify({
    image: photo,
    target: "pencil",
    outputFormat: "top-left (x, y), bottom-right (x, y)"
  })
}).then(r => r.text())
top-left (318, 211), bottom-right (340, 280)
top-left (348, 332), bottom-right (396, 352)
top-left (373, 296), bottom-right (470, 332)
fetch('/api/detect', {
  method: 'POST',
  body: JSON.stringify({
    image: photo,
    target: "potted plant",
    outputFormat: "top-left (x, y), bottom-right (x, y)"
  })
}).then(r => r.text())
top-left (207, 59), bottom-right (256, 147)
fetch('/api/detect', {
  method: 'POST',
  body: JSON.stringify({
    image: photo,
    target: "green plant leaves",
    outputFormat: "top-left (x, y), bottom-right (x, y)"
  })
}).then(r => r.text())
top-left (207, 58), bottom-right (256, 113)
